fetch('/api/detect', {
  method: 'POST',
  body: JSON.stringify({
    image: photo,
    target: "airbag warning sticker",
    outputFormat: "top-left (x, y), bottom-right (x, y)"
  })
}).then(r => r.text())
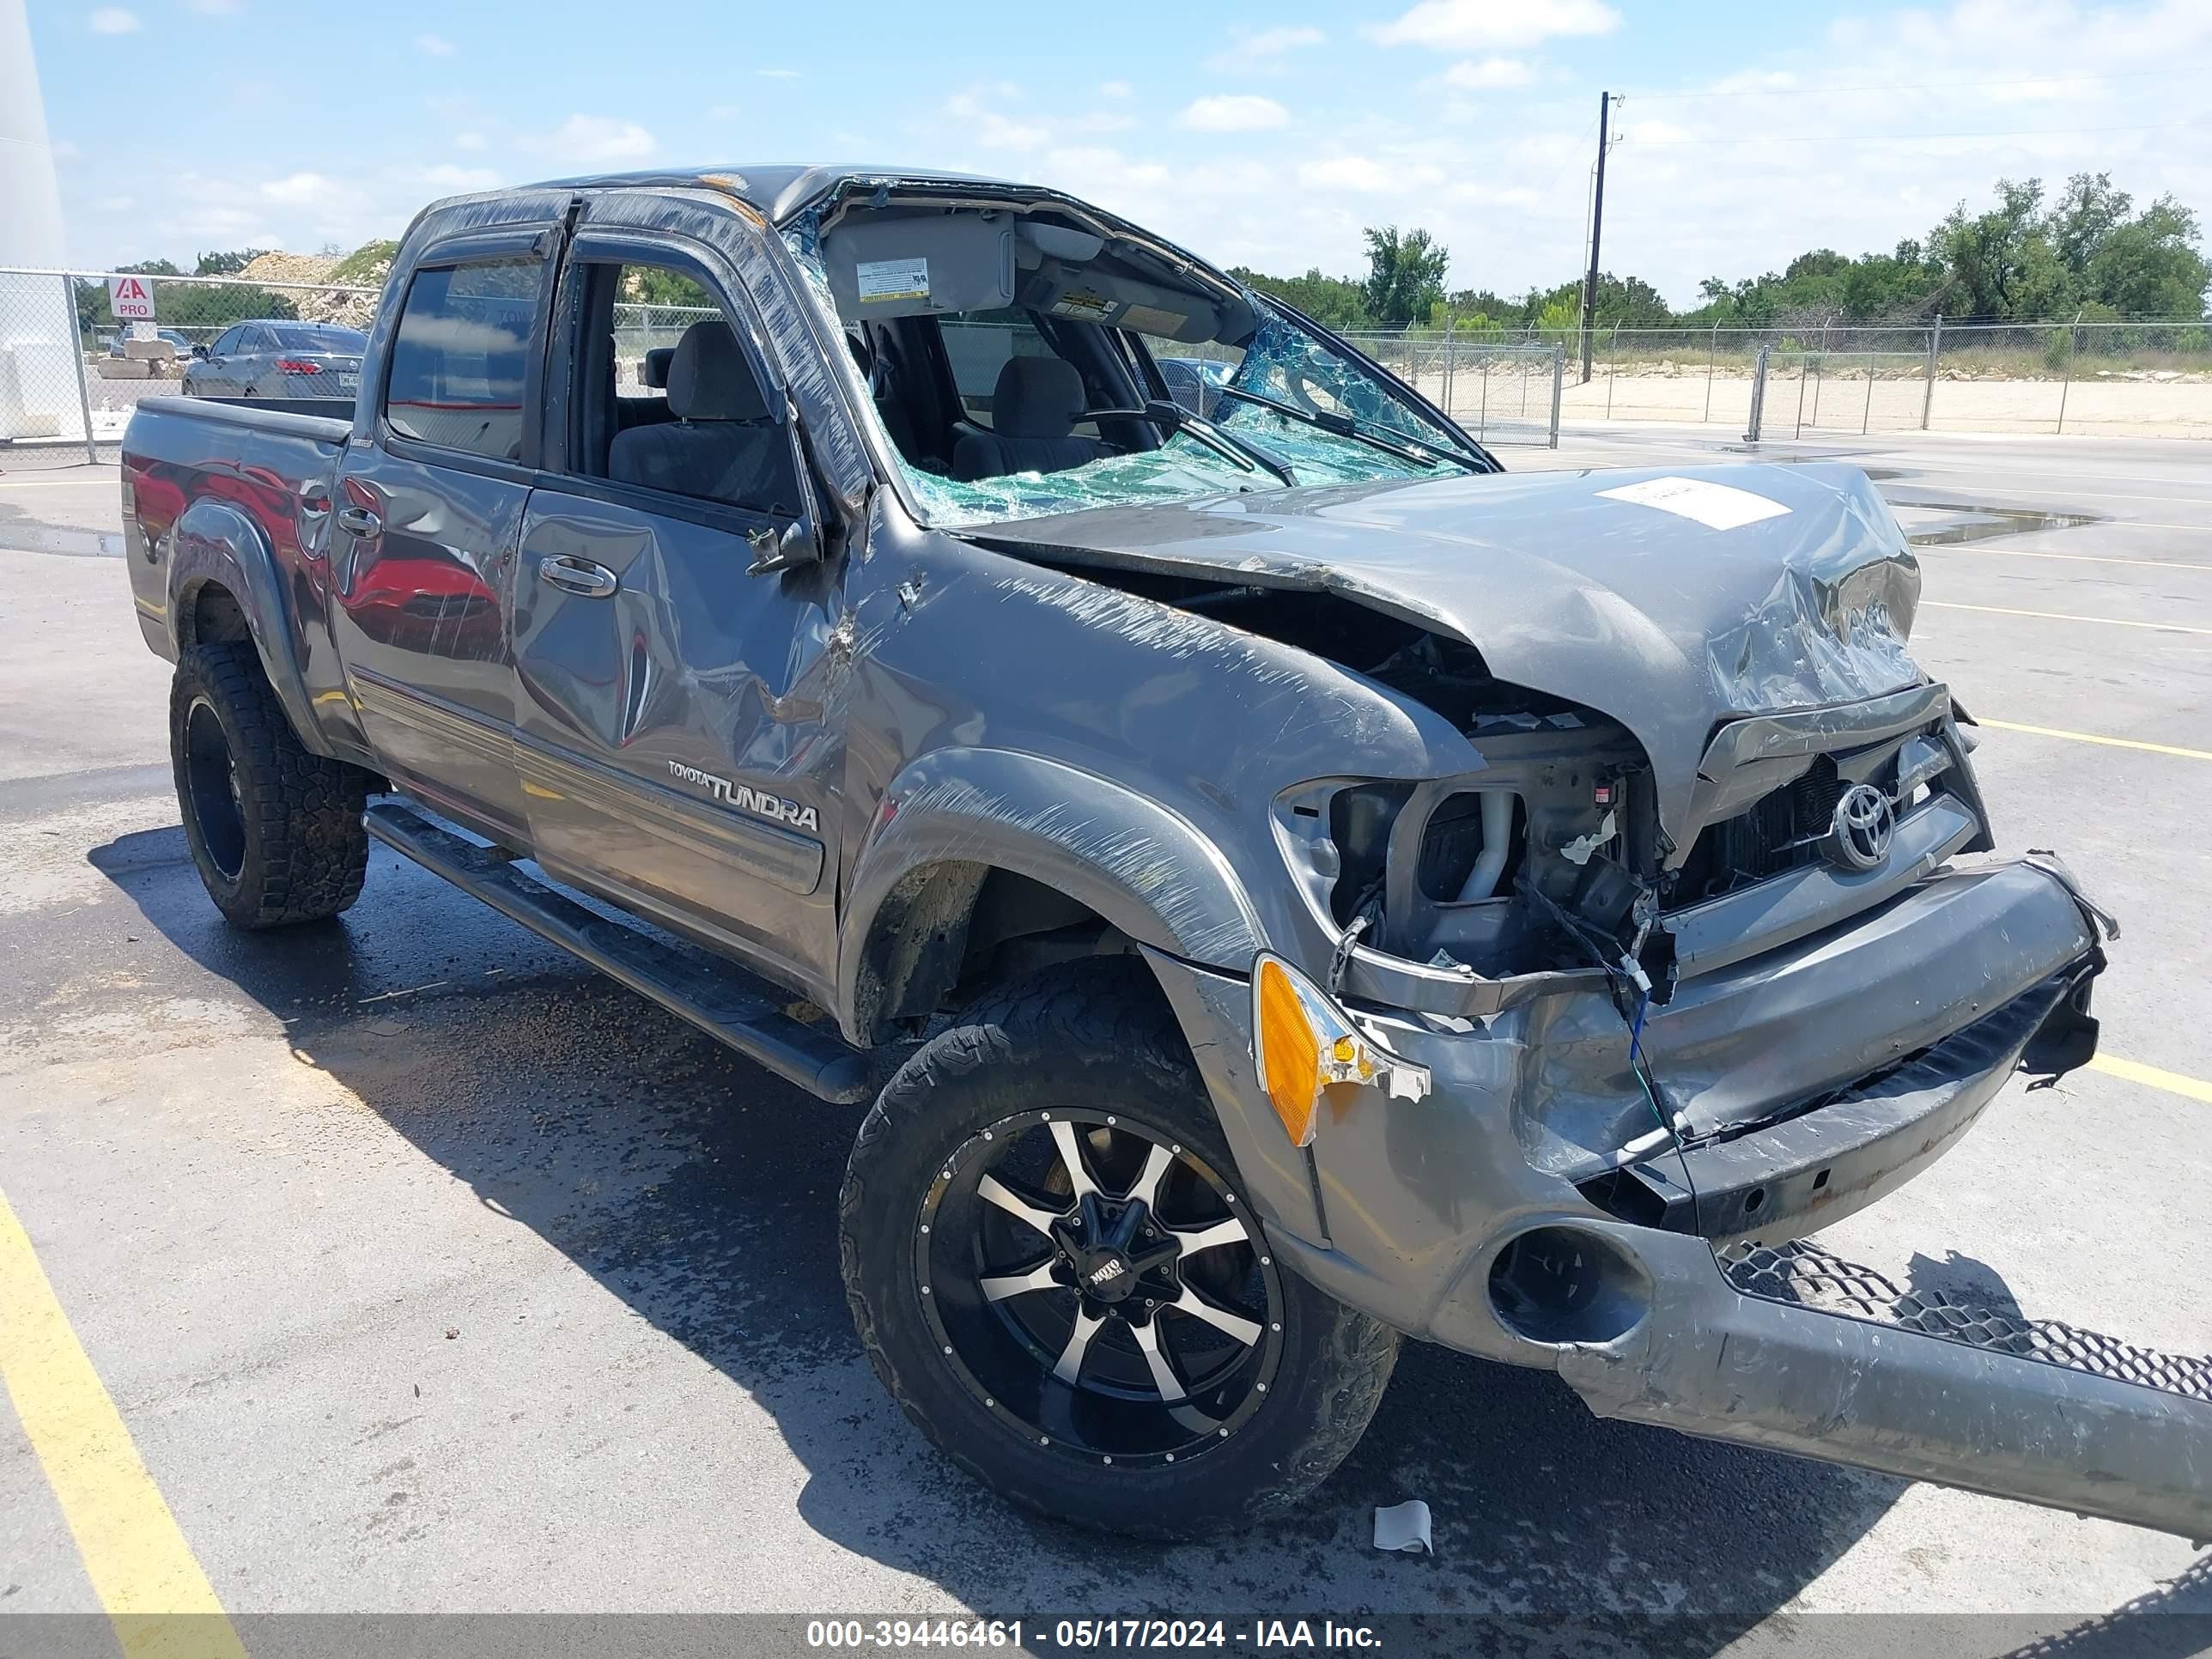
top-left (1596, 476), bottom-right (1791, 531)
top-left (1049, 288), bottom-right (1115, 322)
top-left (856, 257), bottom-right (929, 303)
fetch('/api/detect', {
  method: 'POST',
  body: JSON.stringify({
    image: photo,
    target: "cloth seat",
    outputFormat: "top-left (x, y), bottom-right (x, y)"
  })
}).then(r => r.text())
top-left (950, 356), bottom-right (1112, 482)
top-left (607, 321), bottom-right (788, 511)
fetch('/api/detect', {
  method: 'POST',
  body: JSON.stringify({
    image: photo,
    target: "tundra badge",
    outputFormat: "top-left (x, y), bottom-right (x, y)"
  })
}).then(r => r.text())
top-left (667, 761), bottom-right (820, 834)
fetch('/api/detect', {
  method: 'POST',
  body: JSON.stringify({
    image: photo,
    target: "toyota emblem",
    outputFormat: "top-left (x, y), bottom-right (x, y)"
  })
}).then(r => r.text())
top-left (1826, 784), bottom-right (1895, 871)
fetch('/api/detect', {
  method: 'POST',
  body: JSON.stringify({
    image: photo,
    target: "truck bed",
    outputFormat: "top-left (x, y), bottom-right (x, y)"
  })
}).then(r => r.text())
top-left (121, 394), bottom-right (351, 704)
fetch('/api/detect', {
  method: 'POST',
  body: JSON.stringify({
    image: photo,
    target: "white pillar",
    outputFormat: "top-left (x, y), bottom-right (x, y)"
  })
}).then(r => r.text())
top-left (0, 0), bottom-right (85, 442)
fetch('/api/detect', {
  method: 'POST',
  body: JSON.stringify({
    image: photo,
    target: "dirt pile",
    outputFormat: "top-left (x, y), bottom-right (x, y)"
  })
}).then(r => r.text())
top-left (237, 251), bottom-right (384, 329)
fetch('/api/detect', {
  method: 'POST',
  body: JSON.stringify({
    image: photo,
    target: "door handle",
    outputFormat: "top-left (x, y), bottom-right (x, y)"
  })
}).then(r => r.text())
top-left (538, 554), bottom-right (620, 599)
top-left (335, 503), bottom-right (381, 537)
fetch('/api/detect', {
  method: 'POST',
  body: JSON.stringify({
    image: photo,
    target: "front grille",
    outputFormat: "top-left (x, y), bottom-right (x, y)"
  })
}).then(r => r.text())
top-left (1671, 757), bottom-right (1845, 905)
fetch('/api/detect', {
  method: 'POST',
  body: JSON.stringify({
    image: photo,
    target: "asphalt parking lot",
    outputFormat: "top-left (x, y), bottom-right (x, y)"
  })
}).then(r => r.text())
top-left (2, 425), bottom-right (2209, 1655)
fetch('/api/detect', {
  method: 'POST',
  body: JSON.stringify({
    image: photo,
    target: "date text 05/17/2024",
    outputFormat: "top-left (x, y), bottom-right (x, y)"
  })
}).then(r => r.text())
top-left (805, 1620), bottom-right (1384, 1650)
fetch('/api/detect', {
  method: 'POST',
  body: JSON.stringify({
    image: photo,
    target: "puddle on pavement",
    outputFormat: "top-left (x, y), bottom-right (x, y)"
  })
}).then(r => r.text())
top-left (1888, 499), bottom-right (2102, 546)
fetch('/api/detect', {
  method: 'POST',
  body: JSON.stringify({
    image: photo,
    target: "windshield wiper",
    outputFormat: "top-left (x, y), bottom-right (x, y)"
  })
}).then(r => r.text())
top-left (1212, 386), bottom-right (1467, 471)
top-left (1090, 399), bottom-right (1297, 487)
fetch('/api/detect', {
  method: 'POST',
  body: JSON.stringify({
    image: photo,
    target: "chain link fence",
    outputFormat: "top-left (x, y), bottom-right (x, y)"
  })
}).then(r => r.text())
top-left (0, 265), bottom-right (383, 456)
top-left (1465, 318), bottom-right (2211, 439)
top-left (9, 263), bottom-right (2204, 455)
top-left (1336, 331), bottom-right (1564, 447)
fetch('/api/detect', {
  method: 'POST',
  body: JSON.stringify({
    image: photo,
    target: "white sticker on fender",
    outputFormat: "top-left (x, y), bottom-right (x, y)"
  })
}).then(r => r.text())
top-left (1596, 476), bottom-right (1792, 531)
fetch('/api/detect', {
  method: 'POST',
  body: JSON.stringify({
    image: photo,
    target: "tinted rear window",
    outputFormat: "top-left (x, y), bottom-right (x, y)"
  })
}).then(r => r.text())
top-left (383, 260), bottom-right (539, 461)
top-left (270, 324), bottom-right (367, 352)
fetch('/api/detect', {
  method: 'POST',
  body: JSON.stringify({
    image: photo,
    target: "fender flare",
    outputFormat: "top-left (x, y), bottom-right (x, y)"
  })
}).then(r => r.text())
top-left (167, 496), bottom-right (334, 758)
top-left (838, 746), bottom-right (1266, 1033)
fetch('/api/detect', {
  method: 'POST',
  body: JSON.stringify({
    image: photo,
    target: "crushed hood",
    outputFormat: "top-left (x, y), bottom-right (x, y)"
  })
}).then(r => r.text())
top-left (978, 462), bottom-right (1923, 846)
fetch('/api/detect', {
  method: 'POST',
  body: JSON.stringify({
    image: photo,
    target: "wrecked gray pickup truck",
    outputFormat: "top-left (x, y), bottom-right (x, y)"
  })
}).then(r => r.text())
top-left (121, 165), bottom-right (2208, 1540)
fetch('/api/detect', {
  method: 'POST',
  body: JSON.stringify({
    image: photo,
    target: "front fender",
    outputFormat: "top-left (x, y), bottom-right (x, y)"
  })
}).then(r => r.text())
top-left (839, 746), bottom-right (1327, 1238)
top-left (167, 497), bottom-right (333, 758)
top-left (840, 748), bottom-right (1266, 1008)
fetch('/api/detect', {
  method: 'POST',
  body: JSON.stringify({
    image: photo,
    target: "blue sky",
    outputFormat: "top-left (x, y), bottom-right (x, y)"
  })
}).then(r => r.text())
top-left (27, 0), bottom-right (2212, 306)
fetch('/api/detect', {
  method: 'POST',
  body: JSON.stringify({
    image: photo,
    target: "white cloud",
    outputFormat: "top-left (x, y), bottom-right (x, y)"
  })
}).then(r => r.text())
top-left (420, 163), bottom-right (500, 193)
top-left (1242, 25), bottom-right (1325, 55)
top-left (939, 86), bottom-right (1130, 154)
top-left (1446, 57), bottom-right (1534, 88)
top-left (260, 172), bottom-right (333, 205)
top-left (1370, 0), bottom-right (1619, 51)
top-left (756, 68), bottom-right (799, 79)
top-left (1098, 80), bottom-right (1132, 98)
top-left (416, 33), bottom-right (453, 56)
top-left (88, 8), bottom-right (140, 33)
top-left (1297, 155), bottom-right (1395, 193)
top-left (52, 138), bottom-right (82, 161)
top-left (94, 194), bottom-right (136, 211)
top-left (1178, 94), bottom-right (1291, 132)
top-left (516, 114), bottom-right (656, 164)
top-left (454, 131), bottom-right (487, 151)
top-left (945, 91), bottom-right (1049, 152)
top-left (1206, 24), bottom-right (1327, 73)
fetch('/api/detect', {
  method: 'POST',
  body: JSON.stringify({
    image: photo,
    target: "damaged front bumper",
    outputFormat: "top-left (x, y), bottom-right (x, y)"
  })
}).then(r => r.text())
top-left (1145, 854), bottom-right (2212, 1536)
top-left (1562, 1224), bottom-right (2211, 1540)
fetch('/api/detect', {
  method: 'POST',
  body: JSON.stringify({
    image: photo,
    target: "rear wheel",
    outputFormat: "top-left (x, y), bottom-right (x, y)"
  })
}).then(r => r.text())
top-left (170, 641), bottom-right (370, 928)
top-left (841, 960), bottom-right (1398, 1536)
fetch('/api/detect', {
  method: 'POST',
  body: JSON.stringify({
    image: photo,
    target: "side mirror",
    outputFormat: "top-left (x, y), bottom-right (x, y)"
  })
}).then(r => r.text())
top-left (744, 397), bottom-right (845, 577)
top-left (744, 520), bottom-right (819, 577)
top-left (191, 344), bottom-right (210, 361)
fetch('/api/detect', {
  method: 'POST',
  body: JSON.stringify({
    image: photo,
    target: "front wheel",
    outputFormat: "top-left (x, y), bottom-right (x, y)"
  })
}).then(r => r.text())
top-left (840, 960), bottom-right (1398, 1536)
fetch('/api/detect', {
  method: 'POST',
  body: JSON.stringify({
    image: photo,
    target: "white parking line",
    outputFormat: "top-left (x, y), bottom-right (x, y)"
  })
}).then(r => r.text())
top-left (1922, 600), bottom-right (2212, 635)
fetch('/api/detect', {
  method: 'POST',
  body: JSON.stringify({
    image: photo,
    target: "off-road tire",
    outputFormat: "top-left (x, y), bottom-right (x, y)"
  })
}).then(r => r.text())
top-left (170, 641), bottom-right (370, 929)
top-left (840, 957), bottom-right (1399, 1536)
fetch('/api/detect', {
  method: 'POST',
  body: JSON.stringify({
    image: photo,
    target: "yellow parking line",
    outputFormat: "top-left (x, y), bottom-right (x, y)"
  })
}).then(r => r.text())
top-left (1921, 600), bottom-right (2212, 635)
top-left (2091, 1054), bottom-right (2212, 1107)
top-left (0, 1187), bottom-right (246, 1659)
top-left (1976, 719), bottom-right (2212, 762)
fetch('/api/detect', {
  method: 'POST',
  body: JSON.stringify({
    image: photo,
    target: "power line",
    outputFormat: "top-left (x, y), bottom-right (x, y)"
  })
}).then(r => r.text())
top-left (1625, 118), bottom-right (2206, 148)
top-left (1622, 64), bottom-right (2212, 100)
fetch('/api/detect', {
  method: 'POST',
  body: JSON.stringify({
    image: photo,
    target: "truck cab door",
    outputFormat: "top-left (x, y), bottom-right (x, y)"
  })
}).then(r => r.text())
top-left (510, 232), bottom-right (845, 999)
top-left (326, 235), bottom-right (557, 848)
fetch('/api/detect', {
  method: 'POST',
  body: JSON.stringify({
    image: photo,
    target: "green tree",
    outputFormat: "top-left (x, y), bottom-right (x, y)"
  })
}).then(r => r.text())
top-left (192, 248), bottom-right (272, 277)
top-left (2049, 173), bottom-right (2133, 277)
top-left (1225, 264), bottom-right (1370, 326)
top-left (1359, 226), bottom-right (1449, 325)
top-left (2085, 198), bottom-right (2210, 316)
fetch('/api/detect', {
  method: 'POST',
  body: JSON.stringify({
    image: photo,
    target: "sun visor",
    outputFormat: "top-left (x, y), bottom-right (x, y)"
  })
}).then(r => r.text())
top-left (822, 216), bottom-right (1017, 319)
top-left (1016, 261), bottom-right (1223, 344)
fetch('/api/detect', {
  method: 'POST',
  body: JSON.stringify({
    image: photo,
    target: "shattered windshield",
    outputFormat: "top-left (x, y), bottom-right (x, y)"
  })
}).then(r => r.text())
top-left (781, 205), bottom-right (1479, 531)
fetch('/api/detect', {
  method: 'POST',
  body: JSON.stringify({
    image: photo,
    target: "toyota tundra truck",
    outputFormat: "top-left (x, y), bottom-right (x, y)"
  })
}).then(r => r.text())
top-left (119, 165), bottom-right (2209, 1540)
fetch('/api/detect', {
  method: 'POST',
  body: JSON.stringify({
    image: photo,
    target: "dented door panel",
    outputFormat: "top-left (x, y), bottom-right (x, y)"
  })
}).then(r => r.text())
top-left (513, 489), bottom-right (844, 994)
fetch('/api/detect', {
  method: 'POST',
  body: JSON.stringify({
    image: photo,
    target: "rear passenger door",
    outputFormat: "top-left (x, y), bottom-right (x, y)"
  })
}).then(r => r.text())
top-left (328, 234), bottom-right (556, 846)
top-left (510, 227), bottom-right (844, 996)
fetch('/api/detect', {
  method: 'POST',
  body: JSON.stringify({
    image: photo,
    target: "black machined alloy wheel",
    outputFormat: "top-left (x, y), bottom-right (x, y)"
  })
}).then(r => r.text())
top-left (919, 1109), bottom-right (1285, 1468)
top-left (841, 959), bottom-right (1401, 1537)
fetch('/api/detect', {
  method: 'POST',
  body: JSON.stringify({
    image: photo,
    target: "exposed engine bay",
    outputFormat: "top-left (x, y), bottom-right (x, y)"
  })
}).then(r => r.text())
top-left (1018, 561), bottom-right (1979, 1010)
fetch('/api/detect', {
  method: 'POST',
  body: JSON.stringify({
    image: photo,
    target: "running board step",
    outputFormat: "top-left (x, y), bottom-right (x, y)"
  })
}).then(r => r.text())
top-left (364, 802), bottom-right (878, 1103)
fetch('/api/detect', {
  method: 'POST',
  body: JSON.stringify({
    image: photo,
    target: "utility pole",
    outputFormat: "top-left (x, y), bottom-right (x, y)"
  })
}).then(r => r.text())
top-left (1580, 91), bottom-right (1620, 385)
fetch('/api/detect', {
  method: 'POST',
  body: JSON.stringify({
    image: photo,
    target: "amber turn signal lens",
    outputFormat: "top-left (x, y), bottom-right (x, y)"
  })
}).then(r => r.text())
top-left (1255, 957), bottom-right (1322, 1148)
